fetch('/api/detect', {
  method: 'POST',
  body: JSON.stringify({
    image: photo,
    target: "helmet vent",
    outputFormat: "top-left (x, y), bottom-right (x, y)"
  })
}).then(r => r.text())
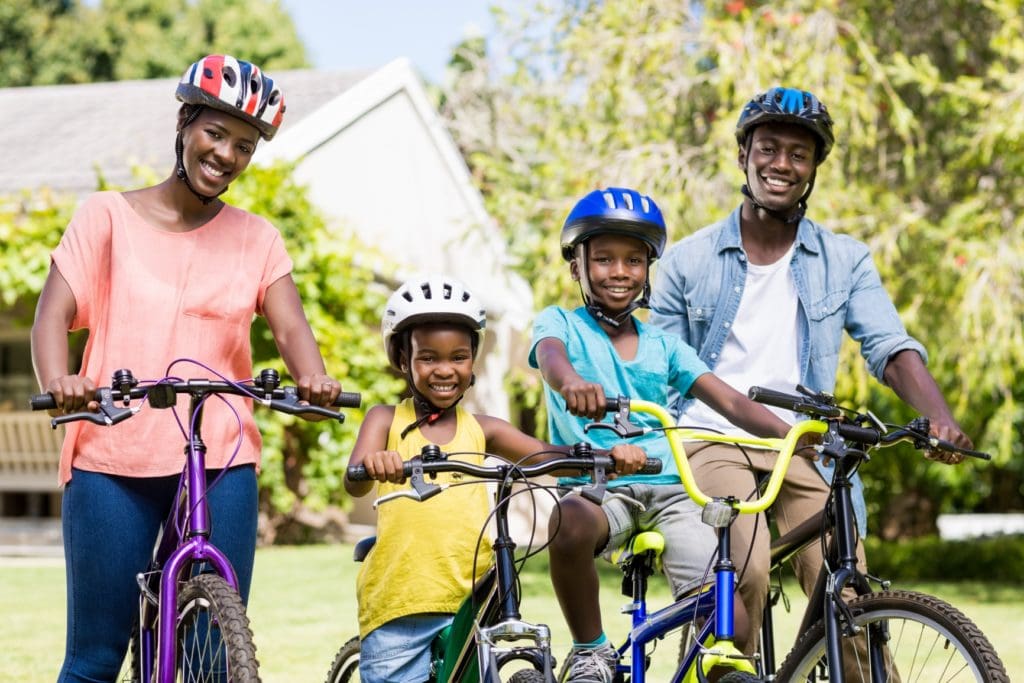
top-left (640, 196), bottom-right (650, 212)
top-left (601, 191), bottom-right (616, 209)
top-left (250, 77), bottom-right (260, 92)
top-left (222, 66), bottom-right (236, 87)
top-left (443, 283), bottom-right (453, 300)
top-left (622, 192), bottom-right (634, 211)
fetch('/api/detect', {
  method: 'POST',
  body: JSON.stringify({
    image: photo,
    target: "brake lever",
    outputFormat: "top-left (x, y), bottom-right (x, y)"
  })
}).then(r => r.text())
top-left (272, 388), bottom-right (346, 422)
top-left (584, 406), bottom-right (646, 439)
top-left (51, 387), bottom-right (135, 428)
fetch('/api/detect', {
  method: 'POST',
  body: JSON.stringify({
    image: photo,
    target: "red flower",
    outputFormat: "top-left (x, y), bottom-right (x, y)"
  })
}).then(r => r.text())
top-left (725, 1), bottom-right (746, 16)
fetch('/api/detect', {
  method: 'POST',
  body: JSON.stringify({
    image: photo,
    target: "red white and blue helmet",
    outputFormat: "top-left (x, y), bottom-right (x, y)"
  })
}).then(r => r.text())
top-left (560, 187), bottom-right (667, 262)
top-left (735, 87), bottom-right (834, 162)
top-left (176, 55), bottom-right (285, 141)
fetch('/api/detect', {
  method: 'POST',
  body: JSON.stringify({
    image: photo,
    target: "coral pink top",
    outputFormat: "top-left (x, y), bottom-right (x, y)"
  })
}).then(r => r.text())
top-left (51, 192), bottom-right (292, 484)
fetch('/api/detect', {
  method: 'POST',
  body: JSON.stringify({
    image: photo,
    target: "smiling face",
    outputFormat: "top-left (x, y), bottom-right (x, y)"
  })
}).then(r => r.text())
top-left (739, 122), bottom-right (818, 213)
top-left (178, 107), bottom-right (260, 197)
top-left (572, 233), bottom-right (650, 316)
top-left (403, 323), bottom-right (476, 409)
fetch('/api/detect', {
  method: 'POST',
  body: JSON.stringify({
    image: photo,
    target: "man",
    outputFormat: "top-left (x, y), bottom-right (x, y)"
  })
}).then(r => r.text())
top-left (648, 86), bottom-right (971, 654)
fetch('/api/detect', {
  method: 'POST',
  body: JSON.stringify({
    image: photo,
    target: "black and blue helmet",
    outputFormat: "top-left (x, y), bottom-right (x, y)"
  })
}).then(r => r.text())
top-left (560, 187), bottom-right (667, 262)
top-left (735, 87), bottom-right (834, 162)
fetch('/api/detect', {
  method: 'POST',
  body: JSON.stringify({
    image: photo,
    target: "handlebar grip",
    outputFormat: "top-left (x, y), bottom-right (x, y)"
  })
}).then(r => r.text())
top-left (334, 392), bottom-right (362, 409)
top-left (835, 423), bottom-right (882, 446)
top-left (638, 459), bottom-right (663, 475)
top-left (29, 394), bottom-right (57, 411)
top-left (603, 395), bottom-right (627, 413)
top-left (747, 386), bottom-right (805, 411)
top-left (347, 465), bottom-right (368, 481)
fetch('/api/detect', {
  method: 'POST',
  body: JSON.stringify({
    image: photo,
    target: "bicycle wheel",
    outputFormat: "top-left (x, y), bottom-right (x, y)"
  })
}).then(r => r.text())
top-left (506, 669), bottom-right (546, 682)
top-left (325, 636), bottom-right (361, 683)
top-left (176, 573), bottom-right (260, 682)
top-left (717, 673), bottom-right (760, 683)
top-left (776, 590), bottom-right (1008, 682)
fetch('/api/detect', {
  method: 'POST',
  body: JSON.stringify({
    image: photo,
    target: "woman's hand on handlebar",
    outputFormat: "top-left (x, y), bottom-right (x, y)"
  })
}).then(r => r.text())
top-left (44, 374), bottom-right (99, 415)
top-left (359, 450), bottom-right (407, 484)
top-left (609, 444), bottom-right (649, 477)
top-left (295, 372), bottom-right (342, 421)
top-left (558, 377), bottom-right (609, 421)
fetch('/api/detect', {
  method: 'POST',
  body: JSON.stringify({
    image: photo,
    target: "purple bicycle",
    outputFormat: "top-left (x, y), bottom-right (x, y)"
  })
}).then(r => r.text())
top-left (31, 360), bottom-right (360, 683)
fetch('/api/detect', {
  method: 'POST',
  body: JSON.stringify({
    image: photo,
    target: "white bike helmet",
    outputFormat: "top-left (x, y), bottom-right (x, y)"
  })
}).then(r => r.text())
top-left (382, 275), bottom-right (487, 371)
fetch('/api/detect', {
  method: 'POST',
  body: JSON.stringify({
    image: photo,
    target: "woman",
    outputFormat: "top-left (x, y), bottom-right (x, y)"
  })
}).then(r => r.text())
top-left (31, 54), bottom-right (341, 681)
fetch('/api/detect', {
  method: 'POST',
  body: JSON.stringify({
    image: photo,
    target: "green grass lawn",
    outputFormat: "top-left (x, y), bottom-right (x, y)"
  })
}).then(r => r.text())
top-left (3, 544), bottom-right (1022, 682)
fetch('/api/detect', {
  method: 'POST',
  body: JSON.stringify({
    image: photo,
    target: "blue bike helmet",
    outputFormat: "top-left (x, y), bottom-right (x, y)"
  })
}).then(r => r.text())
top-left (560, 188), bottom-right (666, 327)
top-left (560, 187), bottom-right (667, 262)
top-left (735, 87), bottom-right (834, 162)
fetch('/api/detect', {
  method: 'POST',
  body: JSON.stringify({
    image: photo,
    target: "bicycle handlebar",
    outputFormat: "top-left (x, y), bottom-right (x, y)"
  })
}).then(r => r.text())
top-left (348, 443), bottom-right (662, 508)
top-left (585, 388), bottom-right (989, 515)
top-left (29, 367), bottom-right (361, 427)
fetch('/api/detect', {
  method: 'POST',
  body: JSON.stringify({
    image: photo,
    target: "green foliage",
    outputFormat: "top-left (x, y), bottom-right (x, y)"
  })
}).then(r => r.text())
top-left (0, 189), bottom-right (77, 317)
top-left (224, 164), bottom-right (404, 514)
top-left (441, 0), bottom-right (1024, 532)
top-left (0, 0), bottom-right (307, 86)
top-left (864, 534), bottom-right (1024, 583)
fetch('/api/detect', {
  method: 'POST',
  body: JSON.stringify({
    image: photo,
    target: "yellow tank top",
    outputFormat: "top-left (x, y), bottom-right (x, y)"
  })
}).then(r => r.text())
top-left (356, 399), bottom-right (493, 638)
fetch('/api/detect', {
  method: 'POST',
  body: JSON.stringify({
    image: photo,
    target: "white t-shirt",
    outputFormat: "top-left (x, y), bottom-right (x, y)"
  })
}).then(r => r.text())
top-left (678, 244), bottom-right (801, 437)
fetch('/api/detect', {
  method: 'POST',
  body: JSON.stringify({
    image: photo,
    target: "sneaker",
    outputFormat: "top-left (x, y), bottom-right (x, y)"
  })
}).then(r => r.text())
top-left (560, 642), bottom-right (618, 682)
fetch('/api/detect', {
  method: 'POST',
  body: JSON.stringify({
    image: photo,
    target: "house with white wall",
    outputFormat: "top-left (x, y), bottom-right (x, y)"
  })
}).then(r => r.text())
top-left (0, 59), bottom-right (537, 543)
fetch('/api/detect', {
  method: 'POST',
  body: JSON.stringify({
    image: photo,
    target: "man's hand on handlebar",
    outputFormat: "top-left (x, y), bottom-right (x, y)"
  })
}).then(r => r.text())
top-left (44, 374), bottom-right (99, 415)
top-left (608, 444), bottom-right (648, 477)
top-left (359, 450), bottom-right (408, 484)
top-left (924, 416), bottom-right (972, 465)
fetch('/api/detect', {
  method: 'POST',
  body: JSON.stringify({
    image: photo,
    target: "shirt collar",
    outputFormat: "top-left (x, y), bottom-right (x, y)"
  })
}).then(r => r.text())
top-left (716, 204), bottom-right (821, 256)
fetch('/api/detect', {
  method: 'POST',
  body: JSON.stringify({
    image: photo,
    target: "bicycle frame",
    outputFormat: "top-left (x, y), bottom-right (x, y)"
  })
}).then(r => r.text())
top-left (604, 399), bottom-right (826, 682)
top-left (136, 389), bottom-right (242, 683)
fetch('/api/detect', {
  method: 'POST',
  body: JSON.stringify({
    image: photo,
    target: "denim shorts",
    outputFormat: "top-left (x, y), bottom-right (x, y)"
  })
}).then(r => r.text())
top-left (359, 614), bottom-right (453, 683)
top-left (598, 483), bottom-right (717, 598)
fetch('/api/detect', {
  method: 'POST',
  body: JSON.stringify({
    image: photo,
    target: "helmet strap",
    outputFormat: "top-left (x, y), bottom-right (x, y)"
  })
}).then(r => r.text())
top-left (175, 105), bottom-right (227, 206)
top-left (576, 247), bottom-right (650, 329)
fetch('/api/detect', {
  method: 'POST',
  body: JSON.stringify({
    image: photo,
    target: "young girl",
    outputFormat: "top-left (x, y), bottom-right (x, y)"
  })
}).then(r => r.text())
top-left (31, 55), bottom-right (341, 681)
top-left (345, 274), bottom-right (645, 682)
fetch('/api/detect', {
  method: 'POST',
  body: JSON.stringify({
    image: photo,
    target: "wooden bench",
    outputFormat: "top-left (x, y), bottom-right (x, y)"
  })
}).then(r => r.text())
top-left (0, 411), bottom-right (63, 492)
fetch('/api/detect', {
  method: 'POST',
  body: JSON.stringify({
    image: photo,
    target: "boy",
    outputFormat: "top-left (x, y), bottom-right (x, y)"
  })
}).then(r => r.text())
top-left (346, 274), bottom-right (645, 682)
top-left (531, 188), bottom-right (801, 682)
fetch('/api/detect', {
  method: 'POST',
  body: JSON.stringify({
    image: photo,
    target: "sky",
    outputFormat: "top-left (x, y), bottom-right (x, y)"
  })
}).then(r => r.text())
top-left (279, 0), bottom-right (497, 84)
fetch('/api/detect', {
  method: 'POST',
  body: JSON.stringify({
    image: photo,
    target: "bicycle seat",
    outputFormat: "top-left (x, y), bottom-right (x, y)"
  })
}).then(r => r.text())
top-left (353, 536), bottom-right (377, 562)
top-left (611, 531), bottom-right (665, 567)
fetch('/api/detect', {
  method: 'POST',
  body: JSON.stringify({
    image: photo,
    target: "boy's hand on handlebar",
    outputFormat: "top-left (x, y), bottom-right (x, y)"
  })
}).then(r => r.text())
top-left (361, 450), bottom-right (407, 483)
top-left (795, 432), bottom-right (824, 463)
top-left (559, 377), bottom-right (608, 421)
top-left (609, 444), bottom-right (648, 477)
top-left (45, 375), bottom-right (99, 414)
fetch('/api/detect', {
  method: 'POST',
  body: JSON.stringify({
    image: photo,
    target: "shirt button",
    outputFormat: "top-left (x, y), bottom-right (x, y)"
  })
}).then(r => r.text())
top-left (734, 286), bottom-right (741, 293)
top-left (695, 308), bottom-right (702, 315)
top-left (711, 352), bottom-right (718, 359)
top-left (723, 322), bottom-right (730, 328)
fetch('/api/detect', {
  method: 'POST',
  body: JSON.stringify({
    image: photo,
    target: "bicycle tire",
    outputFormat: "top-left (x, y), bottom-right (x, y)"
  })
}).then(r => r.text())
top-left (505, 669), bottom-right (546, 682)
top-left (176, 573), bottom-right (260, 682)
top-left (775, 589), bottom-right (1008, 682)
top-left (325, 636), bottom-right (361, 683)
top-left (717, 673), bottom-right (760, 683)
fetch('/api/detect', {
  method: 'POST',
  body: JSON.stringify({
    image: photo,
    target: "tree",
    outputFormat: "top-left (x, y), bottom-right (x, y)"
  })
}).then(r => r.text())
top-left (0, 0), bottom-right (307, 87)
top-left (441, 0), bottom-right (1024, 537)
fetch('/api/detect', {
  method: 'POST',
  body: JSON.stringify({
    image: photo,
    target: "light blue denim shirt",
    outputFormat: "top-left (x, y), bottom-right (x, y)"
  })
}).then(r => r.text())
top-left (649, 205), bottom-right (928, 536)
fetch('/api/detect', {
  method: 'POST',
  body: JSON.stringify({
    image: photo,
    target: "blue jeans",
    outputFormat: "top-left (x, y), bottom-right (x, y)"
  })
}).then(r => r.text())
top-left (58, 465), bottom-right (258, 683)
top-left (360, 614), bottom-right (453, 683)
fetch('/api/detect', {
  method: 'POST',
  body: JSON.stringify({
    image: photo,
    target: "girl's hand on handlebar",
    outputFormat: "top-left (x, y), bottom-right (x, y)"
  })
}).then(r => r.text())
top-left (609, 444), bottom-right (648, 477)
top-left (361, 450), bottom-right (407, 483)
top-left (559, 377), bottom-right (608, 421)
top-left (45, 375), bottom-right (99, 415)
